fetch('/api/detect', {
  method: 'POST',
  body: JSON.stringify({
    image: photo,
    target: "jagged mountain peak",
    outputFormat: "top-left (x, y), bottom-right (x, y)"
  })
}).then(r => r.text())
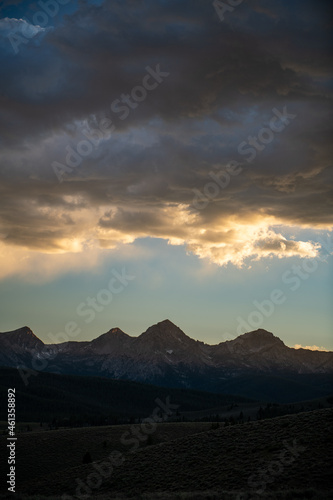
top-left (132, 320), bottom-right (207, 365)
top-left (2, 325), bottom-right (28, 336)
top-left (152, 319), bottom-right (180, 330)
top-left (245, 328), bottom-right (275, 336)
top-left (106, 327), bottom-right (128, 337)
top-left (139, 320), bottom-right (191, 341)
top-left (0, 322), bottom-right (332, 391)
top-left (223, 328), bottom-right (285, 355)
top-left (90, 326), bottom-right (133, 354)
top-left (0, 326), bottom-right (44, 348)
top-left (238, 329), bottom-right (285, 345)
top-left (147, 319), bottom-right (179, 330)
top-left (92, 327), bottom-right (130, 341)
top-left (159, 319), bottom-right (176, 327)
top-left (2, 326), bottom-right (33, 335)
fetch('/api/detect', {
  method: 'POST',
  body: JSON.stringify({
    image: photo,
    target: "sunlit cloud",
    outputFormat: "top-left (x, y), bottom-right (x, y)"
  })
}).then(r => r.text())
top-left (0, 0), bottom-right (331, 283)
top-left (294, 344), bottom-right (330, 352)
top-left (0, 200), bottom-right (325, 280)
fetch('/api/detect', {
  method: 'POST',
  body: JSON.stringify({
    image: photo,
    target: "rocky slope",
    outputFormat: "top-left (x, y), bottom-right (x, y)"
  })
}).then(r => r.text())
top-left (0, 320), bottom-right (332, 401)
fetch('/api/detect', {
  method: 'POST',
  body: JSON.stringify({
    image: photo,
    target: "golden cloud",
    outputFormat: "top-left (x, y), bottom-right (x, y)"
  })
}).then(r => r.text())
top-left (0, 201), bottom-right (326, 281)
top-left (294, 344), bottom-right (330, 352)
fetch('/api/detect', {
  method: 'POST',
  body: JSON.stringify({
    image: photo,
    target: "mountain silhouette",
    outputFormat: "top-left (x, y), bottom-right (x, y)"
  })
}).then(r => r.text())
top-left (1, 320), bottom-right (332, 402)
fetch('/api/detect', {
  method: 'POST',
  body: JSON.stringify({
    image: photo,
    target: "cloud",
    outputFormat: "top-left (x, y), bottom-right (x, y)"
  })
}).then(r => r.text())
top-left (0, 17), bottom-right (49, 49)
top-left (0, 116), bottom-right (331, 274)
top-left (0, 0), bottom-right (331, 144)
top-left (0, 0), bottom-right (332, 277)
top-left (294, 344), bottom-right (330, 352)
top-left (0, 236), bottom-right (153, 283)
top-left (0, 194), bottom-right (323, 279)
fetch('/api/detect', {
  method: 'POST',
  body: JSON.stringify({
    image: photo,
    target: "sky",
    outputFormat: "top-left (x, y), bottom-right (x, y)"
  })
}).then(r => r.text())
top-left (0, 0), bottom-right (332, 350)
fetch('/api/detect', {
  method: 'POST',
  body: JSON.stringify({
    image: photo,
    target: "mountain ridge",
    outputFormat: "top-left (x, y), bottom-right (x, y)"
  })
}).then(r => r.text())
top-left (1, 320), bottom-right (329, 352)
top-left (0, 320), bottom-right (332, 403)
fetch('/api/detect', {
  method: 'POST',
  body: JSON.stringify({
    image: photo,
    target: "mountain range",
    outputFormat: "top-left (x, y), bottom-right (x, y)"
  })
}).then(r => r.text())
top-left (0, 320), bottom-right (332, 402)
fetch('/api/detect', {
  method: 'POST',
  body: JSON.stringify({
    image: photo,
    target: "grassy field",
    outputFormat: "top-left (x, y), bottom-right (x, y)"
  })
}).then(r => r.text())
top-left (0, 421), bottom-right (213, 490)
top-left (0, 408), bottom-right (332, 499)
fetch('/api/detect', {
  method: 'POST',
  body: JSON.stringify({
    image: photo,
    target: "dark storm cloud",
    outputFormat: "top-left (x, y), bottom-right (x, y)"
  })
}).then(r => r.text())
top-left (1, 0), bottom-right (331, 143)
top-left (0, 0), bottom-right (332, 265)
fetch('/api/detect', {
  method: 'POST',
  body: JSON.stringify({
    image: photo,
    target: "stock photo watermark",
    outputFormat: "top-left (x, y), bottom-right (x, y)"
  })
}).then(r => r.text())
top-left (217, 234), bottom-right (332, 342)
top-left (52, 64), bottom-right (170, 183)
top-left (192, 106), bottom-right (297, 210)
top-left (235, 234), bottom-right (332, 336)
top-left (213, 0), bottom-right (244, 22)
top-left (61, 396), bottom-right (179, 500)
top-left (7, 0), bottom-right (70, 54)
top-left (17, 267), bottom-right (135, 386)
top-left (239, 438), bottom-right (306, 498)
top-left (7, 388), bottom-right (16, 493)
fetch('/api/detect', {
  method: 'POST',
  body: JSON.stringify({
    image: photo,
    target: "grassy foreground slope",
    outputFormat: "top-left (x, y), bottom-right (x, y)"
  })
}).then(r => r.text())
top-left (2, 408), bottom-right (331, 499)
top-left (0, 422), bottom-right (213, 492)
